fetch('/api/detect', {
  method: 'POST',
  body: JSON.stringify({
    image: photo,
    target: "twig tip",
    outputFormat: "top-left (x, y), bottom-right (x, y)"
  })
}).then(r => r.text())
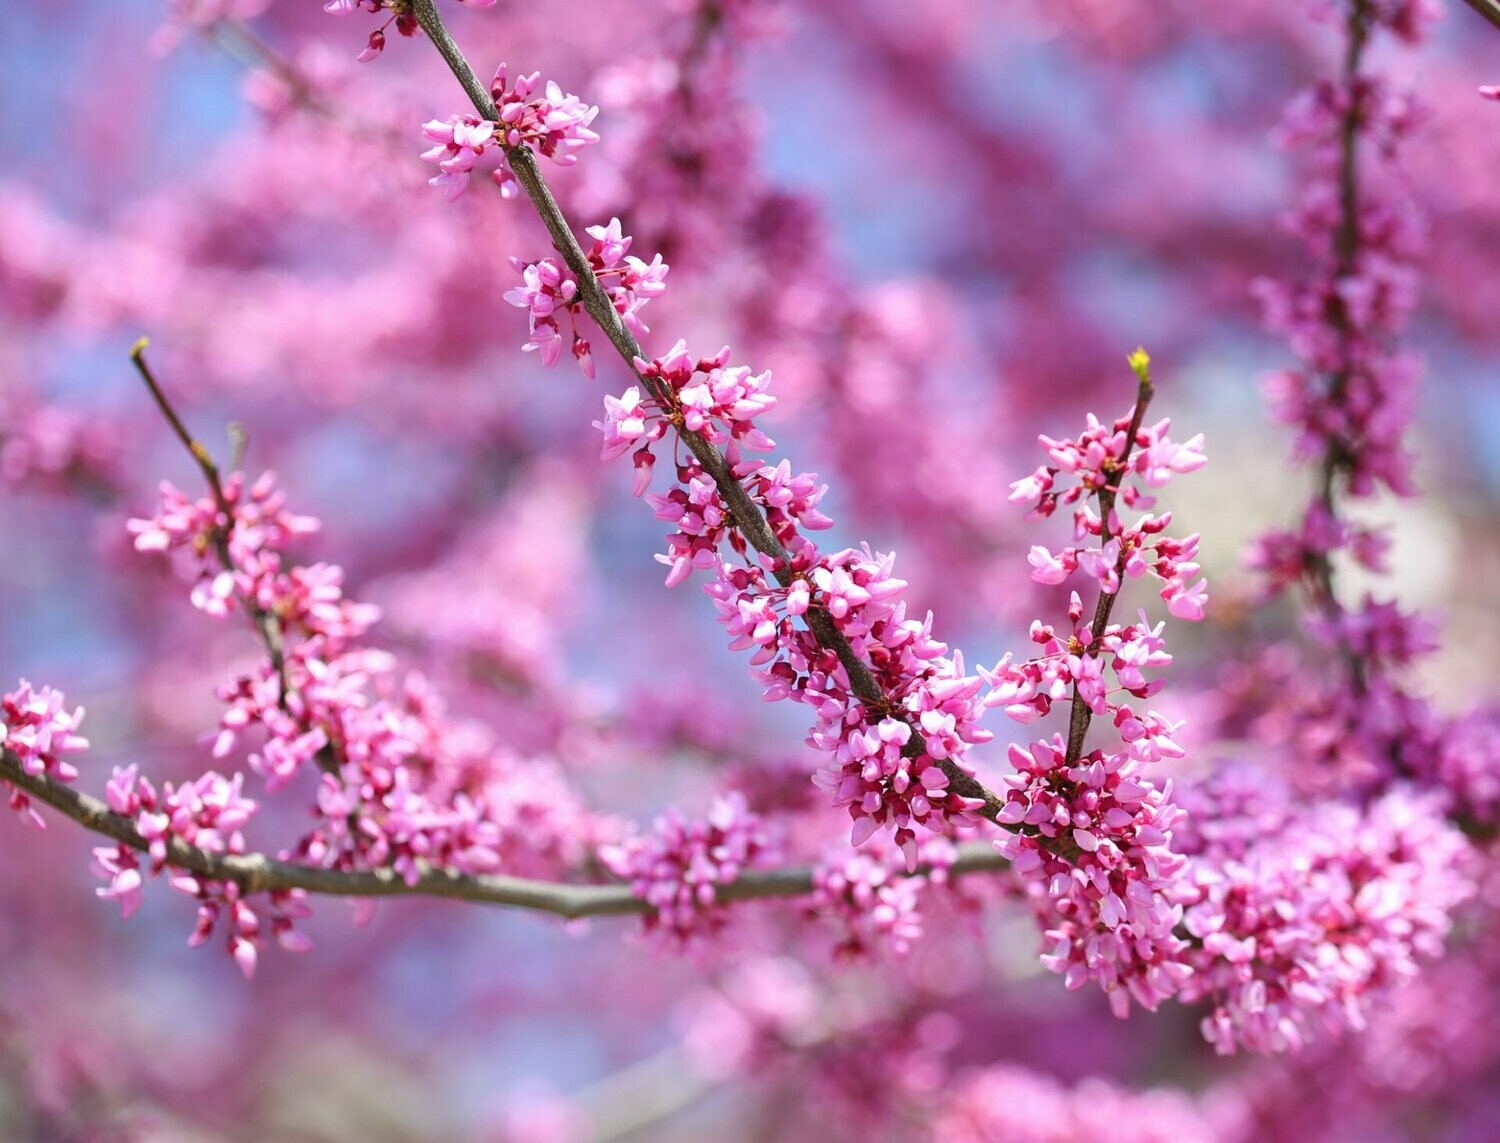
top-left (1127, 346), bottom-right (1152, 385)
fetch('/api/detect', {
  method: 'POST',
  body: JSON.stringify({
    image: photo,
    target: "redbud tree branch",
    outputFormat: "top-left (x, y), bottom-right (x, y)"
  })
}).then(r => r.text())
top-left (1063, 360), bottom-right (1155, 765)
top-left (1306, 0), bottom-right (1372, 694)
top-left (0, 747), bottom-right (1004, 921)
top-left (119, 217), bottom-right (1014, 927)
top-left (407, 0), bottom-right (1013, 823)
top-left (130, 339), bottom-right (292, 708)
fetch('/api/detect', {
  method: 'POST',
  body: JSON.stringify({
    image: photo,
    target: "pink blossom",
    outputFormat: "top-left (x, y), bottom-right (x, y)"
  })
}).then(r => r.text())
top-left (420, 66), bottom-right (598, 201)
top-left (1176, 768), bottom-right (1474, 1055)
top-left (996, 737), bottom-right (1193, 1017)
top-left (808, 837), bottom-right (947, 960)
top-left (1, 680), bottom-right (88, 827)
top-left (599, 792), bottom-right (772, 951)
top-left (505, 220), bottom-right (669, 375)
top-left (934, 1065), bottom-right (1215, 1143)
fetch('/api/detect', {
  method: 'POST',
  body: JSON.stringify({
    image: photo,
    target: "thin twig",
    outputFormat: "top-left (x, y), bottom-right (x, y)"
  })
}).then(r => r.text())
top-left (130, 341), bottom-right (303, 755)
top-left (1459, 0), bottom-right (1500, 32)
top-left (0, 748), bottom-right (1007, 921)
top-left (1064, 363), bottom-right (1155, 765)
top-left (1306, 0), bottom-right (1372, 694)
top-left (207, 19), bottom-right (332, 115)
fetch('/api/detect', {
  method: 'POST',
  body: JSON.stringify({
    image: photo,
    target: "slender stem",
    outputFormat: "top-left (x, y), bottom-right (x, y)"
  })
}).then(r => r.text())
top-left (1459, 0), bottom-right (1500, 31)
top-left (207, 19), bottom-right (331, 115)
top-left (130, 342), bottom-right (308, 762)
top-left (1306, 0), bottom-right (1371, 693)
top-left (407, 0), bottom-right (1010, 824)
top-left (1063, 372), bottom-right (1155, 765)
top-left (0, 748), bottom-right (1007, 921)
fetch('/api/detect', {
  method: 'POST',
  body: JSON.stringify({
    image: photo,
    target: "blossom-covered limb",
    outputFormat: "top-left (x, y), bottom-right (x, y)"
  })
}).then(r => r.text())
top-left (0, 747), bottom-right (1007, 921)
top-left (130, 339), bottom-right (296, 719)
top-left (989, 364), bottom-right (1207, 1018)
top-left (407, 0), bottom-right (1012, 826)
top-left (1063, 354), bottom-right (1154, 765)
top-left (1245, 0), bottom-right (1498, 809)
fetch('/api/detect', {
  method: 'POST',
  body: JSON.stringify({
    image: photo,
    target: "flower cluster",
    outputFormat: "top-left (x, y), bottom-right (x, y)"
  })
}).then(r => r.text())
top-left (421, 65), bottom-right (598, 201)
top-left (503, 218), bottom-right (668, 375)
top-left (1008, 402), bottom-right (1207, 619)
top-left (0, 399), bottom-right (120, 491)
top-left (92, 765), bottom-right (312, 978)
top-left (807, 835), bottom-right (955, 960)
top-left (634, 340), bottom-right (777, 450)
top-left (599, 792), bottom-right (771, 949)
top-left (1245, 501), bottom-right (1389, 595)
top-left (1175, 766), bottom-right (1474, 1055)
top-left (982, 593), bottom-right (1181, 739)
top-left (933, 1064), bottom-right (1215, 1143)
top-left (1, 680), bottom-right (88, 827)
top-left (995, 737), bottom-right (1192, 1018)
top-left (126, 470), bottom-right (326, 623)
top-left (586, 22), bottom-right (764, 267)
top-left (1253, 77), bottom-right (1426, 504)
top-left (599, 340), bottom-right (782, 509)
top-left (1251, 4), bottom-right (1430, 533)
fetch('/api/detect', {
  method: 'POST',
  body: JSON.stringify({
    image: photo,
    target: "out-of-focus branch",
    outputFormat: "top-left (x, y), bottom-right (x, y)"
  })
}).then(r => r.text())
top-left (207, 17), bottom-right (332, 114)
top-left (1306, 0), bottom-right (1371, 693)
top-left (407, 0), bottom-right (1013, 824)
top-left (1459, 0), bottom-right (1500, 33)
top-left (0, 748), bottom-right (1007, 921)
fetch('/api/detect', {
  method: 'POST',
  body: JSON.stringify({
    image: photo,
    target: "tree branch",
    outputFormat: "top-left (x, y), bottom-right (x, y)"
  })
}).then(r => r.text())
top-left (1063, 365), bottom-right (1155, 765)
top-left (0, 748), bottom-right (1007, 922)
top-left (1305, 0), bottom-right (1371, 694)
top-left (1459, 0), bottom-right (1500, 33)
top-left (407, 0), bottom-right (1011, 824)
top-left (130, 339), bottom-right (292, 709)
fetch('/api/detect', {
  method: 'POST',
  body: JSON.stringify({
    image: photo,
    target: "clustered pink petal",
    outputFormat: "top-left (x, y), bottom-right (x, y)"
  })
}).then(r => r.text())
top-left (129, 470), bottom-right (600, 963)
top-left (419, 65), bottom-right (599, 200)
top-left (1246, 502), bottom-right (1389, 594)
top-left (1251, 75), bottom-right (1426, 507)
top-left (933, 1064), bottom-right (1215, 1143)
top-left (996, 736), bottom-right (1192, 1018)
top-left (0, 398), bottom-right (120, 490)
top-left (1245, 0), bottom-right (1500, 813)
top-left (807, 835), bottom-right (956, 960)
top-left (91, 764), bottom-right (312, 977)
top-left (1007, 406), bottom-right (1208, 617)
top-left (1175, 767), bottom-right (1474, 1055)
top-left (126, 470), bottom-right (322, 620)
top-left (987, 382), bottom-right (1207, 1015)
top-left (981, 594), bottom-right (1178, 738)
top-left (586, 339), bottom-right (993, 863)
top-left (504, 218), bottom-right (668, 377)
top-left (1, 680), bottom-right (89, 827)
top-left (599, 792), bottom-right (772, 950)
